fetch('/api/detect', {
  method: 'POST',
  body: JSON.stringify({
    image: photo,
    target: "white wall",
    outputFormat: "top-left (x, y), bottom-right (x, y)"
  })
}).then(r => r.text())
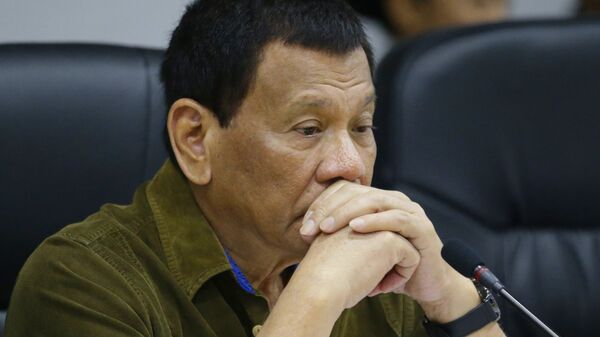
top-left (0, 0), bottom-right (191, 49)
top-left (511, 0), bottom-right (578, 18)
top-left (0, 0), bottom-right (580, 49)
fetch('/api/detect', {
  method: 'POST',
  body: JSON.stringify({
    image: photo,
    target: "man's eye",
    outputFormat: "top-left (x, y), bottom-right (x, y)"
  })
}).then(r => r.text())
top-left (297, 127), bottom-right (321, 136)
top-left (354, 125), bottom-right (376, 133)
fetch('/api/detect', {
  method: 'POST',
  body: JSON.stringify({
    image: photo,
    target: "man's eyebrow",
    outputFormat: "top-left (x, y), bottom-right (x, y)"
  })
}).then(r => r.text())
top-left (289, 94), bottom-right (376, 110)
top-left (288, 96), bottom-right (333, 110)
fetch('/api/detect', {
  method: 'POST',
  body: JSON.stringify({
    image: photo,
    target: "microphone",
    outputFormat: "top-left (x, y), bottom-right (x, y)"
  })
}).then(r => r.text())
top-left (442, 239), bottom-right (561, 337)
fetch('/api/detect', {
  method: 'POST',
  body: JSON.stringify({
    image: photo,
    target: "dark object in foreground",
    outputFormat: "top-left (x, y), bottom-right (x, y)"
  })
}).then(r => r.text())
top-left (442, 239), bottom-right (561, 337)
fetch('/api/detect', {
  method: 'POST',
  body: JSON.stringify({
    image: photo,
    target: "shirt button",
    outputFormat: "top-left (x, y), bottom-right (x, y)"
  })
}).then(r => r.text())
top-left (252, 324), bottom-right (262, 336)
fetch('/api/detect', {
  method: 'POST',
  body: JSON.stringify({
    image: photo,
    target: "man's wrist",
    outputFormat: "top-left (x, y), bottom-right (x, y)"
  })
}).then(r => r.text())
top-left (259, 272), bottom-right (344, 337)
top-left (419, 271), bottom-right (481, 324)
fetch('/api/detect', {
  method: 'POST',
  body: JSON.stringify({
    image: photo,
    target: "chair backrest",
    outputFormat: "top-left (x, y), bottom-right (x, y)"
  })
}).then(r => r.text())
top-left (0, 44), bottom-right (168, 323)
top-left (374, 19), bottom-right (600, 337)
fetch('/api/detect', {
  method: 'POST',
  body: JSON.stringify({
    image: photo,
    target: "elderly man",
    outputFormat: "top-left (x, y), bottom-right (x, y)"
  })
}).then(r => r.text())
top-left (6, 1), bottom-right (506, 337)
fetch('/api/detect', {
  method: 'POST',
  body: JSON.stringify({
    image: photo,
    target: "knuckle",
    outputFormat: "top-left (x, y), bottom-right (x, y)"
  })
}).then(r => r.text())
top-left (408, 248), bottom-right (421, 265)
top-left (312, 206), bottom-right (329, 219)
top-left (392, 210), bottom-right (409, 221)
top-left (423, 221), bottom-right (437, 236)
top-left (376, 230), bottom-right (398, 244)
top-left (391, 190), bottom-right (410, 201)
top-left (396, 240), bottom-right (421, 268)
top-left (410, 202), bottom-right (425, 214)
top-left (366, 190), bottom-right (386, 205)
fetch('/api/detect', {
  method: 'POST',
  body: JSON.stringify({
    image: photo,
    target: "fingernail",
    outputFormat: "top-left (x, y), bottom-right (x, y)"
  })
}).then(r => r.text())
top-left (303, 210), bottom-right (313, 223)
top-left (300, 219), bottom-right (317, 236)
top-left (320, 217), bottom-right (335, 231)
top-left (349, 218), bottom-right (365, 229)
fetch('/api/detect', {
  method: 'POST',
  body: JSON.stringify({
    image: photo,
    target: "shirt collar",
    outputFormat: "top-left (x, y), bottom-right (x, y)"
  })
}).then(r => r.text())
top-left (145, 160), bottom-right (231, 299)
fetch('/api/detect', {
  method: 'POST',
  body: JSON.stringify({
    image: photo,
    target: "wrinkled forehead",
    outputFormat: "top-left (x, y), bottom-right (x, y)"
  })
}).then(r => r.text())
top-left (252, 42), bottom-right (374, 105)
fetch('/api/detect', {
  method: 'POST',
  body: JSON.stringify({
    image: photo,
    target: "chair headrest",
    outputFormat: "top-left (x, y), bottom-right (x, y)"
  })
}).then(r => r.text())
top-left (374, 19), bottom-right (600, 231)
top-left (0, 43), bottom-right (168, 308)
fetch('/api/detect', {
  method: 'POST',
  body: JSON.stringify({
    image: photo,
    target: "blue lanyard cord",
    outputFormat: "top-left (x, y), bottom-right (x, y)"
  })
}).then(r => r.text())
top-left (224, 251), bottom-right (256, 295)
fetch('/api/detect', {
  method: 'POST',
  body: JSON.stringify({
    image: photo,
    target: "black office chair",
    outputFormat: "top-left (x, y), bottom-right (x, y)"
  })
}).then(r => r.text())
top-left (0, 44), bottom-right (168, 336)
top-left (374, 18), bottom-right (600, 337)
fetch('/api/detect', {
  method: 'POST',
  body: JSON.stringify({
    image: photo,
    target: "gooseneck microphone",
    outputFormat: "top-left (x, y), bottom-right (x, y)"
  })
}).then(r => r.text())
top-left (442, 239), bottom-right (561, 337)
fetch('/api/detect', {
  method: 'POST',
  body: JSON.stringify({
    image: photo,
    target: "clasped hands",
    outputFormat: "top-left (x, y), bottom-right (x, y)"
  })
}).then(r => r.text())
top-left (261, 181), bottom-right (500, 337)
top-left (295, 180), bottom-right (467, 316)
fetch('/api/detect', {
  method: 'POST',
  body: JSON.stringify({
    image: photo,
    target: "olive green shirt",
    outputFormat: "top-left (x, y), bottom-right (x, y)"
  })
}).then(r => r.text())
top-left (6, 161), bottom-right (427, 337)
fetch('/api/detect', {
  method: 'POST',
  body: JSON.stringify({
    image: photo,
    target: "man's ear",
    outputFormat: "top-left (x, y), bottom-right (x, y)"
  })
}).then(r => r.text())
top-left (167, 98), bottom-right (218, 186)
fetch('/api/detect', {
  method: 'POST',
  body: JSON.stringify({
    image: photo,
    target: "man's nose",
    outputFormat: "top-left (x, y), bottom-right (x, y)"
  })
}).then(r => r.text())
top-left (315, 131), bottom-right (366, 184)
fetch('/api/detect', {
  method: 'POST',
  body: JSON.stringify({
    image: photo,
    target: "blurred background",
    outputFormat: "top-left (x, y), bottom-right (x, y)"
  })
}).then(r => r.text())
top-left (0, 0), bottom-right (591, 49)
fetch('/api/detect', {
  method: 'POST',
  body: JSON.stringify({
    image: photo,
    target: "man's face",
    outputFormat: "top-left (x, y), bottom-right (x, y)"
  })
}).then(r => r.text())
top-left (203, 42), bottom-right (376, 257)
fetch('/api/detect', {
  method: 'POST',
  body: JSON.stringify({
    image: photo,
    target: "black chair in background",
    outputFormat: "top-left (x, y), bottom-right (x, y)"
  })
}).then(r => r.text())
top-left (0, 44), bottom-right (168, 336)
top-left (374, 19), bottom-right (600, 337)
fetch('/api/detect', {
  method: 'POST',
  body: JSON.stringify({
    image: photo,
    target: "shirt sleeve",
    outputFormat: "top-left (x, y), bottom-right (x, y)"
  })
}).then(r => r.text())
top-left (5, 233), bottom-right (151, 337)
